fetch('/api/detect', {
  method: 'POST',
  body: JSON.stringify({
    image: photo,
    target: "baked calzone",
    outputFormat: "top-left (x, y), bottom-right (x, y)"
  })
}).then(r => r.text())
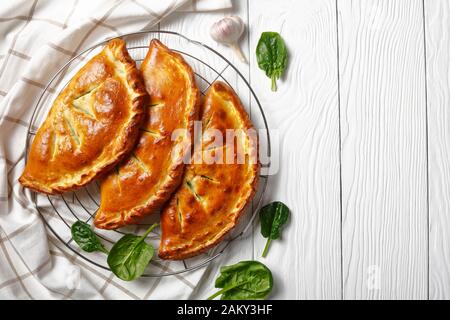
top-left (19, 39), bottom-right (147, 194)
top-left (94, 39), bottom-right (200, 229)
top-left (159, 81), bottom-right (260, 260)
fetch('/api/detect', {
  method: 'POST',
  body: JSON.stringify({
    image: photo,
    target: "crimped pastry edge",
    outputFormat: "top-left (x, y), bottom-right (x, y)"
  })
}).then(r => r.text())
top-left (94, 39), bottom-right (201, 230)
top-left (19, 38), bottom-right (147, 195)
top-left (158, 81), bottom-right (261, 260)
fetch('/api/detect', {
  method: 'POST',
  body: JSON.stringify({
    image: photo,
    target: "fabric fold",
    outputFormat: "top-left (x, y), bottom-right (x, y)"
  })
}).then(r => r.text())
top-left (0, 0), bottom-right (231, 300)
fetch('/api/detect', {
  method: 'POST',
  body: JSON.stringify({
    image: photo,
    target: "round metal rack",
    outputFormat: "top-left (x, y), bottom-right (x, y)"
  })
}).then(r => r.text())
top-left (25, 30), bottom-right (271, 277)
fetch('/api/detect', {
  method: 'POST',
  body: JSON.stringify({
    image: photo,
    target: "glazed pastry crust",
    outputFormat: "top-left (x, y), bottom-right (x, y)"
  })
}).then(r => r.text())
top-left (159, 81), bottom-right (260, 260)
top-left (94, 39), bottom-right (200, 229)
top-left (19, 39), bottom-right (147, 194)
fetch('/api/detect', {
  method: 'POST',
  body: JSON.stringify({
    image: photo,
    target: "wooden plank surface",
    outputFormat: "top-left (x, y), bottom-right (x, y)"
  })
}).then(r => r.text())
top-left (159, 1), bottom-right (254, 300)
top-left (338, 0), bottom-right (428, 299)
top-left (248, 0), bottom-right (342, 299)
top-left (162, 0), bottom-right (342, 299)
top-left (424, 0), bottom-right (450, 300)
top-left (5, 0), bottom-right (450, 300)
top-left (162, 0), bottom-right (445, 299)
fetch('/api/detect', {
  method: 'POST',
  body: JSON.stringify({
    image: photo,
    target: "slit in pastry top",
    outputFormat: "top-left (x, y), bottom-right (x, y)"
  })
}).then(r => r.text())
top-left (94, 39), bottom-right (200, 230)
top-left (159, 81), bottom-right (260, 260)
top-left (19, 39), bottom-right (147, 194)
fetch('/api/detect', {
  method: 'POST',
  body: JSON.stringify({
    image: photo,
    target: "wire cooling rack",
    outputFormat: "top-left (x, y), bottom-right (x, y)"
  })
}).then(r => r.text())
top-left (24, 30), bottom-right (271, 277)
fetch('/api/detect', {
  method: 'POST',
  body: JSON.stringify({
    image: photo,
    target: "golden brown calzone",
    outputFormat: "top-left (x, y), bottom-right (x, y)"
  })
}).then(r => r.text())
top-left (159, 81), bottom-right (260, 260)
top-left (94, 39), bottom-right (200, 229)
top-left (20, 39), bottom-right (147, 194)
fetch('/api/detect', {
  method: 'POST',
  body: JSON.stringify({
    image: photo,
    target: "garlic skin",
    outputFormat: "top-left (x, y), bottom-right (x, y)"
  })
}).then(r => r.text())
top-left (210, 16), bottom-right (248, 63)
top-left (210, 16), bottom-right (244, 44)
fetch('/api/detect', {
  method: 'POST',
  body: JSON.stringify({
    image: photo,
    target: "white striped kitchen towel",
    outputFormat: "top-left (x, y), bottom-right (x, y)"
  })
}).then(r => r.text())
top-left (0, 0), bottom-right (231, 300)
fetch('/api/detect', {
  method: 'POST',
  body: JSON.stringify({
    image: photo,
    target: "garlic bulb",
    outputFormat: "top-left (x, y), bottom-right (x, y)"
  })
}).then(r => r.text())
top-left (210, 16), bottom-right (248, 63)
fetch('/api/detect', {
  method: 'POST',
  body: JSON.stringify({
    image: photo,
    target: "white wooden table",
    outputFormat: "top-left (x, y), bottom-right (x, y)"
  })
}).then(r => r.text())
top-left (161, 0), bottom-right (450, 300)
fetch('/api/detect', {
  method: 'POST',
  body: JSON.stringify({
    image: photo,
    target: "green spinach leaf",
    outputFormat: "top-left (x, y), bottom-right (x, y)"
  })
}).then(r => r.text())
top-left (256, 31), bottom-right (288, 91)
top-left (207, 261), bottom-right (273, 300)
top-left (107, 223), bottom-right (157, 281)
top-left (71, 221), bottom-right (108, 254)
top-left (260, 201), bottom-right (290, 257)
